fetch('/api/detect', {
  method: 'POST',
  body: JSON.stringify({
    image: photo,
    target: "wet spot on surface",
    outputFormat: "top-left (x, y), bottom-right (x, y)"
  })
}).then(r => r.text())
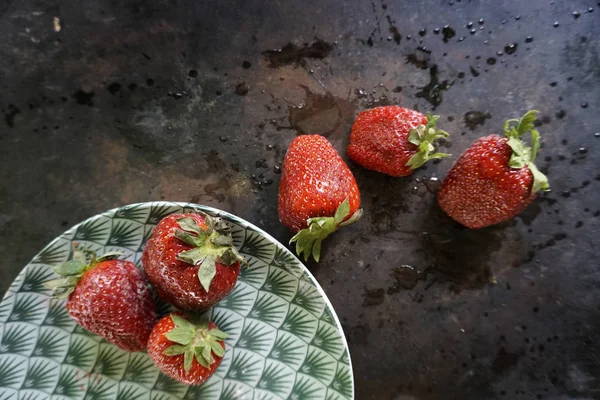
top-left (262, 39), bottom-right (333, 68)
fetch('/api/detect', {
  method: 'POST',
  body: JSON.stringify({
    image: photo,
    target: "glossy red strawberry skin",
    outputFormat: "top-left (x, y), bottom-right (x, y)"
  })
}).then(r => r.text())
top-left (348, 106), bottom-right (428, 177)
top-left (278, 135), bottom-right (361, 232)
top-left (66, 260), bottom-right (156, 351)
top-left (147, 314), bottom-right (223, 385)
top-left (142, 213), bottom-right (240, 311)
top-left (438, 135), bottom-right (535, 228)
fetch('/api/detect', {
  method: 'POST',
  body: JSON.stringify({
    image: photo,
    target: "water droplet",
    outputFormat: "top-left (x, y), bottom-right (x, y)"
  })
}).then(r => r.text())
top-left (235, 82), bottom-right (249, 96)
top-left (433, 28), bottom-right (440, 34)
top-left (573, 11), bottom-right (581, 19)
top-left (407, 34), bottom-right (412, 40)
top-left (553, 21), bottom-right (560, 27)
top-left (594, 132), bottom-right (600, 138)
top-left (419, 28), bottom-right (427, 37)
top-left (581, 102), bottom-right (588, 109)
top-left (218, 136), bottom-right (227, 143)
top-left (515, 15), bottom-right (521, 20)
top-left (525, 36), bottom-right (533, 43)
top-left (442, 25), bottom-right (456, 43)
top-left (502, 20), bottom-right (507, 24)
top-left (467, 22), bottom-right (473, 28)
top-left (550, 81), bottom-right (557, 87)
top-left (588, 7), bottom-right (594, 13)
top-left (579, 147), bottom-right (587, 154)
top-left (487, 57), bottom-right (497, 65)
top-left (497, 50), bottom-right (504, 56)
top-left (459, 37), bottom-right (465, 42)
top-left (479, 18), bottom-right (485, 24)
top-left (504, 43), bottom-right (518, 55)
top-left (470, 29), bottom-right (477, 35)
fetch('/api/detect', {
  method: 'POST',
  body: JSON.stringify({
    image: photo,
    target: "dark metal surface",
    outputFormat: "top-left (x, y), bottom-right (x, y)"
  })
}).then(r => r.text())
top-left (1, 0), bottom-right (599, 399)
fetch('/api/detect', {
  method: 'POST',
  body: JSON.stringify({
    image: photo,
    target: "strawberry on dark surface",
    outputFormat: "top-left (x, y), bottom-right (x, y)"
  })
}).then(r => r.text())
top-left (348, 105), bottom-right (449, 177)
top-left (278, 134), bottom-right (362, 261)
top-left (147, 313), bottom-right (226, 385)
top-left (44, 249), bottom-right (156, 351)
top-left (142, 213), bottom-right (244, 312)
top-left (438, 110), bottom-right (550, 228)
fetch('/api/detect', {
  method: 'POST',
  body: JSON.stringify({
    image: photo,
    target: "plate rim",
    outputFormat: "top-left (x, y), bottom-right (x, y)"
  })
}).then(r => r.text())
top-left (0, 200), bottom-right (355, 399)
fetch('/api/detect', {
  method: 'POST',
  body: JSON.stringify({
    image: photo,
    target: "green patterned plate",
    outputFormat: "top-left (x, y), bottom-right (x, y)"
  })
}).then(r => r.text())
top-left (0, 202), bottom-right (354, 400)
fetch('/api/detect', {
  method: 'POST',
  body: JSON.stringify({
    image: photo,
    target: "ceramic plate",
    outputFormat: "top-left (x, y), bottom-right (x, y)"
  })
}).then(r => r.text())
top-left (0, 202), bottom-right (354, 400)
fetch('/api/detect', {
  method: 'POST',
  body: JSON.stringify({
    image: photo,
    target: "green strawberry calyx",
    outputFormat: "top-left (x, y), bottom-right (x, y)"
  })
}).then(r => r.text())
top-left (290, 198), bottom-right (363, 262)
top-left (406, 113), bottom-right (451, 169)
top-left (44, 249), bottom-right (122, 298)
top-left (173, 214), bottom-right (246, 292)
top-left (503, 110), bottom-right (550, 194)
top-left (162, 313), bottom-right (227, 373)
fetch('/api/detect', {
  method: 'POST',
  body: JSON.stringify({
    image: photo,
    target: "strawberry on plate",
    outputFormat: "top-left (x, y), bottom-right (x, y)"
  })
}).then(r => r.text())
top-left (278, 134), bottom-right (362, 261)
top-left (142, 213), bottom-right (245, 311)
top-left (438, 110), bottom-right (550, 228)
top-left (45, 249), bottom-right (156, 351)
top-left (147, 313), bottom-right (227, 385)
top-left (347, 105), bottom-right (449, 177)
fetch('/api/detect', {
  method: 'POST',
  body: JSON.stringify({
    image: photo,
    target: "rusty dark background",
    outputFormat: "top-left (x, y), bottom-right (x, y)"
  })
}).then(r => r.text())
top-left (1, 0), bottom-right (599, 399)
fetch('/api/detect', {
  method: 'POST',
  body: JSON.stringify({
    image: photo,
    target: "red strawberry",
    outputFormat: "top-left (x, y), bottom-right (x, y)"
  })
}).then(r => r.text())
top-left (438, 110), bottom-right (550, 228)
top-left (142, 213), bottom-right (245, 311)
top-left (278, 134), bottom-right (362, 261)
top-left (147, 313), bottom-right (226, 385)
top-left (347, 106), bottom-right (449, 177)
top-left (45, 250), bottom-right (156, 351)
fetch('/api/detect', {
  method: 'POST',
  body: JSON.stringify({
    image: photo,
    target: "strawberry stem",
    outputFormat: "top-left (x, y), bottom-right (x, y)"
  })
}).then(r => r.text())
top-left (503, 110), bottom-right (550, 194)
top-left (406, 113), bottom-right (450, 169)
top-left (173, 214), bottom-right (246, 292)
top-left (290, 198), bottom-right (363, 262)
top-left (162, 313), bottom-right (227, 373)
top-left (44, 249), bottom-right (121, 298)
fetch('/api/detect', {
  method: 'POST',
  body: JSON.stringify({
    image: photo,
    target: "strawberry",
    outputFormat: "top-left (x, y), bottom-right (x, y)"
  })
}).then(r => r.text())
top-left (142, 213), bottom-right (245, 311)
top-left (44, 249), bottom-right (156, 351)
top-left (438, 110), bottom-right (550, 228)
top-left (278, 134), bottom-right (362, 261)
top-left (147, 313), bottom-right (227, 385)
top-left (347, 106), bottom-right (449, 177)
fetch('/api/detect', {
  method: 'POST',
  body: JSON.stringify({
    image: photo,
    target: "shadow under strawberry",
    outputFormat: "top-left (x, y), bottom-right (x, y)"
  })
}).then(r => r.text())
top-left (417, 203), bottom-right (508, 291)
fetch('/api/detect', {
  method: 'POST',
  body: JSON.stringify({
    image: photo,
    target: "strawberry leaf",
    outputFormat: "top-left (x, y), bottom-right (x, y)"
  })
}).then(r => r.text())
top-left (405, 114), bottom-right (450, 170)
top-left (528, 163), bottom-right (550, 193)
top-left (333, 198), bottom-right (350, 225)
top-left (531, 129), bottom-right (541, 161)
top-left (53, 260), bottom-right (87, 277)
top-left (290, 200), bottom-right (362, 262)
top-left (194, 351), bottom-right (211, 368)
top-left (183, 350), bottom-right (194, 373)
top-left (96, 251), bottom-right (123, 263)
top-left (177, 217), bottom-right (204, 235)
top-left (210, 341), bottom-right (225, 357)
top-left (163, 344), bottom-right (188, 356)
top-left (207, 329), bottom-right (228, 340)
top-left (197, 257), bottom-right (217, 292)
top-left (201, 345), bottom-right (213, 364)
top-left (503, 110), bottom-right (550, 194)
top-left (174, 229), bottom-right (203, 247)
top-left (507, 136), bottom-right (530, 169)
top-left (173, 214), bottom-right (246, 285)
top-left (165, 326), bottom-right (195, 345)
top-left (171, 314), bottom-right (196, 330)
top-left (516, 110), bottom-right (538, 137)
